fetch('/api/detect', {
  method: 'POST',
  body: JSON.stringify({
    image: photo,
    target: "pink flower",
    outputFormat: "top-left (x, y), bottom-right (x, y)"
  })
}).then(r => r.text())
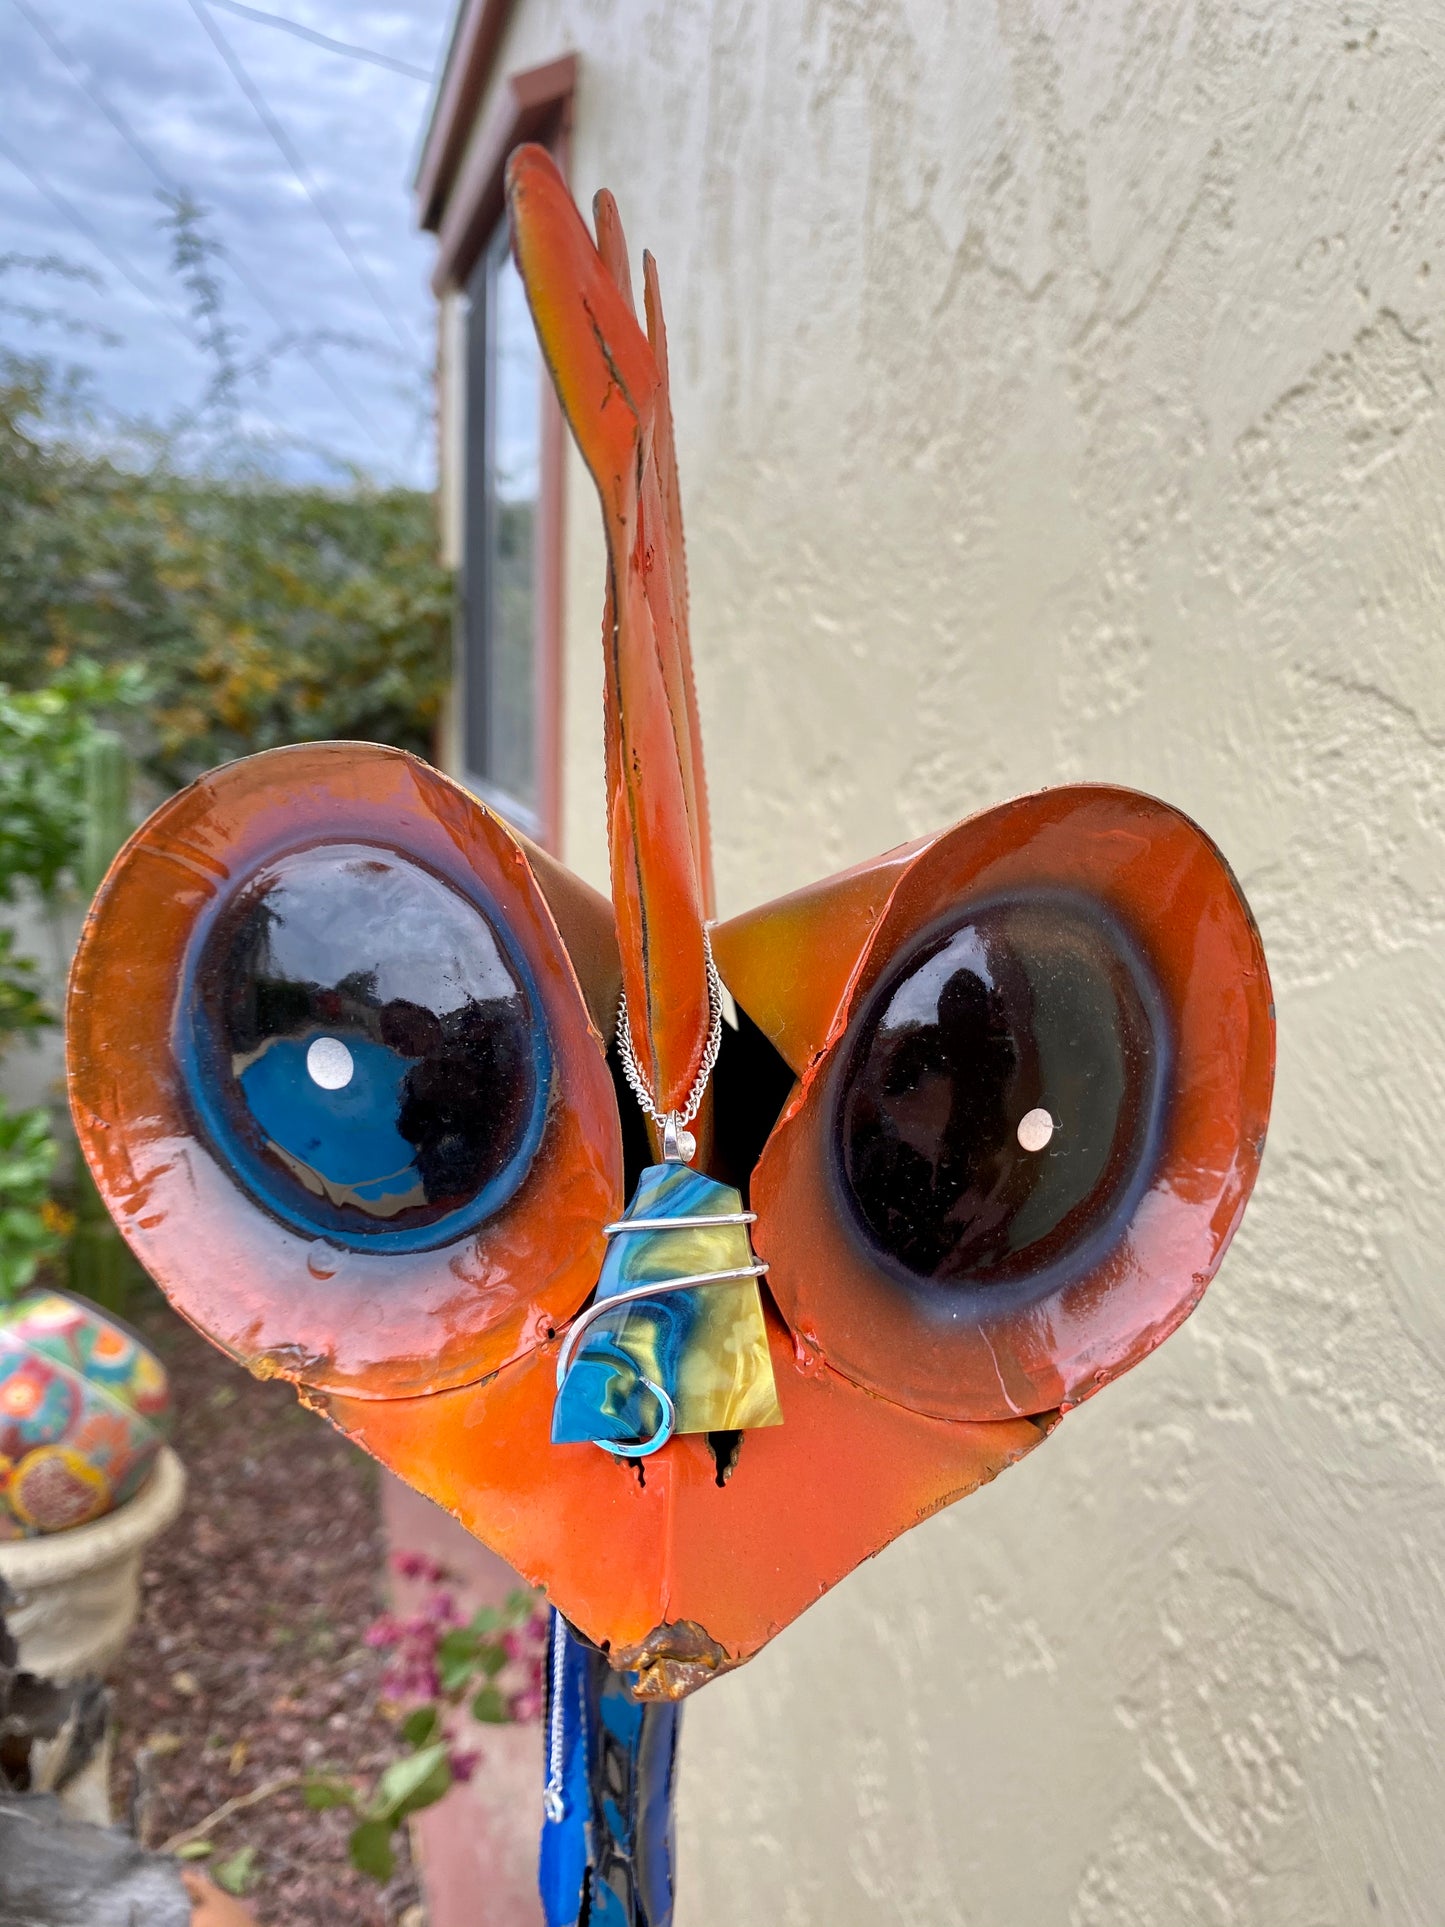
top-left (393, 1550), bottom-right (447, 1584)
top-left (450, 1749), bottom-right (481, 1783)
top-left (508, 1686), bottom-right (543, 1723)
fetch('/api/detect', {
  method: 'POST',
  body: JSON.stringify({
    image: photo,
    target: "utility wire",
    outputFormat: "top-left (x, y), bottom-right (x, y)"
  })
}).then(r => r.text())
top-left (186, 0), bottom-right (425, 362)
top-left (0, 126), bottom-right (340, 467)
top-left (205, 0), bottom-right (432, 82)
top-left (5, 0), bottom-right (386, 450)
top-left (0, 125), bottom-right (197, 348)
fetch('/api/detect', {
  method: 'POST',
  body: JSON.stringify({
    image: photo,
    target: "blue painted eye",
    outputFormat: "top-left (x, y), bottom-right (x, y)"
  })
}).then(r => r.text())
top-left (183, 843), bottom-right (551, 1253)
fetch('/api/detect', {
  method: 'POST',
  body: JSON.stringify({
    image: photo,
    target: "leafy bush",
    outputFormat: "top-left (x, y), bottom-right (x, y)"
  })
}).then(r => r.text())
top-left (0, 1103), bottom-right (66, 1299)
top-left (0, 232), bottom-right (450, 1304)
top-left (0, 661), bottom-right (145, 901)
top-left (0, 353), bottom-right (450, 789)
top-left (0, 661), bottom-right (141, 1303)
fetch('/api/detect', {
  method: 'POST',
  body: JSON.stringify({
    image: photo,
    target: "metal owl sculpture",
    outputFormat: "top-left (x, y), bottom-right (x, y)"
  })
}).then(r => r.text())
top-left (67, 146), bottom-right (1275, 1924)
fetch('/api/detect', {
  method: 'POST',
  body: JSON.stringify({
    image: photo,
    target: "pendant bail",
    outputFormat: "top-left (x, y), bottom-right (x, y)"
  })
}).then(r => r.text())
top-left (661, 1113), bottom-right (697, 1164)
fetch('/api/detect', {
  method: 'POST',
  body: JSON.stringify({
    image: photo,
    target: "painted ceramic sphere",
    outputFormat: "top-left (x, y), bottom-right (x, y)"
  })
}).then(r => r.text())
top-left (0, 1292), bottom-right (172, 1538)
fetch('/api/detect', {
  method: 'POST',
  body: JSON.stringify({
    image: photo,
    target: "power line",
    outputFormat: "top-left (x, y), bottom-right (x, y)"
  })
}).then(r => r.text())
top-left (187, 0), bottom-right (425, 362)
top-left (0, 127), bottom-right (336, 467)
top-left (0, 125), bottom-right (197, 347)
top-left (205, 0), bottom-right (433, 82)
top-left (4, 0), bottom-right (386, 450)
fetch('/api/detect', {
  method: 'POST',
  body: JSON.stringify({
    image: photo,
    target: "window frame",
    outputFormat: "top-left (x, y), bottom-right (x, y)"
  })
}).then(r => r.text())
top-left (461, 216), bottom-right (546, 833)
top-left (427, 55), bottom-right (575, 853)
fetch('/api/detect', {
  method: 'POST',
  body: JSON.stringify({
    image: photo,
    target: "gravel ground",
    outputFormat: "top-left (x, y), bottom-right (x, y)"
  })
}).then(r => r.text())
top-left (108, 1293), bottom-right (423, 1927)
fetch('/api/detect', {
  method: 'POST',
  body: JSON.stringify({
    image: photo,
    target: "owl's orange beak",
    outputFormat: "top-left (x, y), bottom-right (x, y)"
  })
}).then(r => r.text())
top-left (507, 146), bottom-right (713, 1124)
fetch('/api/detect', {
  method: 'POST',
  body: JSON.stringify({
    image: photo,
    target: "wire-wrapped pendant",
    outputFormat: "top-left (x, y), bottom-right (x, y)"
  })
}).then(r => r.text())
top-left (551, 1162), bottom-right (781, 1456)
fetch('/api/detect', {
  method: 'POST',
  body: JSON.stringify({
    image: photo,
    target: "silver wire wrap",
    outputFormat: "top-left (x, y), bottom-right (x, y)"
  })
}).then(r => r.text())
top-left (554, 1254), bottom-right (769, 1390)
top-left (615, 925), bottom-right (723, 1155)
top-left (543, 1610), bottom-right (567, 1824)
top-left (592, 1378), bottom-right (677, 1459)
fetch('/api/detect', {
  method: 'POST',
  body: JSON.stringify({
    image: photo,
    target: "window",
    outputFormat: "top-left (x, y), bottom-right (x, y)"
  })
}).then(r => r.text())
top-left (463, 214), bottom-right (544, 829)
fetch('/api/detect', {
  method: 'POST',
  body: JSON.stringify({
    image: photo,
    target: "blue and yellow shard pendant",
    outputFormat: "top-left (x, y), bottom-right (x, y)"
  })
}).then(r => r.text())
top-left (552, 1162), bottom-right (782, 1456)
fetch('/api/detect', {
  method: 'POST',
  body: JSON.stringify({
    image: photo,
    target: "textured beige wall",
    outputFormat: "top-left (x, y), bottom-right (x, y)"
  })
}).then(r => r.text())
top-left (450, 2), bottom-right (1445, 1919)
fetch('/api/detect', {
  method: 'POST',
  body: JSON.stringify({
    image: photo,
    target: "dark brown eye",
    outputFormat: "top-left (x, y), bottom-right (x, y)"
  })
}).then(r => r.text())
top-left (836, 893), bottom-right (1166, 1294)
top-left (740, 786), bottom-right (1275, 1422)
top-left (186, 845), bottom-right (548, 1251)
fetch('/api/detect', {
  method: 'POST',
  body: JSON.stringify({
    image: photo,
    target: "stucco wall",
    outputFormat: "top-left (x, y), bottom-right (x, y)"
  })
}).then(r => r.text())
top-left (450, 3), bottom-right (1444, 1920)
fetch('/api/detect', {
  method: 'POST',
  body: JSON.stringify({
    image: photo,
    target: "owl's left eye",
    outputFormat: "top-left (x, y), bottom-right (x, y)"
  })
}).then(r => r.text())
top-left (68, 743), bottom-right (622, 1400)
top-left (185, 845), bottom-right (549, 1252)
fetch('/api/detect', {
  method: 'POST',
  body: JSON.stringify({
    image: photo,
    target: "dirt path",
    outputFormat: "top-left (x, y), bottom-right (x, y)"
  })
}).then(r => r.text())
top-left (108, 1295), bottom-right (422, 1927)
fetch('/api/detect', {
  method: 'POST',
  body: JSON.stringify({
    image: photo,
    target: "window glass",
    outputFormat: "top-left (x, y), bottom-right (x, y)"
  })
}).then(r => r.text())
top-left (464, 216), bottom-right (542, 817)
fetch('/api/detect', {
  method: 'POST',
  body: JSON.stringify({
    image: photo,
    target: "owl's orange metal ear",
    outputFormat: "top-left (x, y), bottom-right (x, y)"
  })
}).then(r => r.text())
top-left (66, 743), bottom-right (623, 1401)
top-left (507, 145), bottom-right (713, 1111)
top-left (711, 832), bottom-right (937, 1076)
top-left (717, 786), bottom-right (1275, 1424)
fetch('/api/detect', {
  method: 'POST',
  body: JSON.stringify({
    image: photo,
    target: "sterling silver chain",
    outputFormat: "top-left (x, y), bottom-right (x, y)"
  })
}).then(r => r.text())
top-left (614, 925), bottom-right (723, 1146)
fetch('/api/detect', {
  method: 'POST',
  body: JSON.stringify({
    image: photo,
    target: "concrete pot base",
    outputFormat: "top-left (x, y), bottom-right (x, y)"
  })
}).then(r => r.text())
top-left (0, 1447), bottom-right (186, 1679)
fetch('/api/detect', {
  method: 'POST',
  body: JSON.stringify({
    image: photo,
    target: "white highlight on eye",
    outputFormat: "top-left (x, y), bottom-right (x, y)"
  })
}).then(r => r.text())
top-left (1017, 1107), bottom-right (1055, 1153)
top-left (306, 1036), bottom-right (354, 1091)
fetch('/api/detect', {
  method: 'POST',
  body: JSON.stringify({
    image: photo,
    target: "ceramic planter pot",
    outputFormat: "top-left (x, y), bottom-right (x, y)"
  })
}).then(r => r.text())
top-left (0, 1291), bottom-right (172, 1538)
top-left (0, 1443), bottom-right (185, 1677)
top-left (0, 1292), bottom-right (182, 1677)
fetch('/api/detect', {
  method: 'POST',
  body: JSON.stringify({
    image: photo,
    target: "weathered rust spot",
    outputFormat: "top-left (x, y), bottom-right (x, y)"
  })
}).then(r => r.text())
top-left (245, 1344), bottom-right (326, 1383)
top-left (615, 1620), bottom-right (736, 1701)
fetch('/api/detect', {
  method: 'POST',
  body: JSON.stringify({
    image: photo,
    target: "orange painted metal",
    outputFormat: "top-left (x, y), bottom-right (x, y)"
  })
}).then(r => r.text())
top-left (739, 787), bottom-right (1275, 1424)
top-left (506, 145), bottom-right (710, 1114)
top-left (322, 1306), bottom-right (1050, 1678)
top-left (712, 833), bottom-right (937, 1077)
top-left (67, 743), bottom-right (622, 1402)
top-left (64, 160), bottom-right (1278, 1695)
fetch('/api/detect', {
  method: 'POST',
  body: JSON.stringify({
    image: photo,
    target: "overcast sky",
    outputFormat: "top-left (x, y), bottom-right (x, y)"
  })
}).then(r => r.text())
top-left (0, 0), bottom-right (456, 485)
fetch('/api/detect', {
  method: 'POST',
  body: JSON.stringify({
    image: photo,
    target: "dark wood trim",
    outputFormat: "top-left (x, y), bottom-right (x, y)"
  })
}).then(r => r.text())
top-left (533, 90), bottom-right (573, 857)
top-left (535, 374), bottom-right (567, 855)
top-left (415, 0), bottom-right (520, 234)
top-left (440, 63), bottom-right (573, 855)
top-left (430, 53), bottom-right (576, 295)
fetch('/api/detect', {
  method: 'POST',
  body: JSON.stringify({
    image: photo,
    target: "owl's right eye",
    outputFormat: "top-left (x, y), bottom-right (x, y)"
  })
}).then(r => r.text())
top-left (723, 784), bottom-right (1274, 1425)
top-left (835, 890), bottom-right (1167, 1293)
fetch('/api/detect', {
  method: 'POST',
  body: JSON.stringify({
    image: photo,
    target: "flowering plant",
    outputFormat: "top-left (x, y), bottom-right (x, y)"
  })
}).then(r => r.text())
top-left (299, 1554), bottom-right (548, 1881)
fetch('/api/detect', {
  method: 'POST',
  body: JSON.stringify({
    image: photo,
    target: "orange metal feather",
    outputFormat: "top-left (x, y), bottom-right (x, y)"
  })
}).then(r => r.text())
top-left (507, 145), bottom-right (711, 1111)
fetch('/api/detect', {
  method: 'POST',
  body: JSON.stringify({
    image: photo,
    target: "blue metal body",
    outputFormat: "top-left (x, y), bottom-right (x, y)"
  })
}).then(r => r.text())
top-left (539, 1614), bottom-right (680, 1927)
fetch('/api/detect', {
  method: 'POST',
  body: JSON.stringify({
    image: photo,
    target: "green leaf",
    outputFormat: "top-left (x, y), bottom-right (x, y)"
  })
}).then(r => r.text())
top-left (471, 1684), bottom-right (509, 1724)
top-left (174, 1840), bottom-right (213, 1861)
top-left (476, 1642), bottom-right (508, 1679)
top-left (436, 1627), bottom-right (481, 1693)
top-left (400, 1704), bottom-right (441, 1748)
top-left (349, 1818), bottom-right (396, 1882)
top-left (374, 1740), bottom-right (451, 1822)
top-left (213, 1846), bottom-right (258, 1896)
top-left (303, 1776), bottom-right (358, 1811)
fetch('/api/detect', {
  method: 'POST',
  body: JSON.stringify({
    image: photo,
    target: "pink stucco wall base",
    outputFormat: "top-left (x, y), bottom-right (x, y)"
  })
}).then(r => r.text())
top-left (382, 1475), bottom-right (545, 1927)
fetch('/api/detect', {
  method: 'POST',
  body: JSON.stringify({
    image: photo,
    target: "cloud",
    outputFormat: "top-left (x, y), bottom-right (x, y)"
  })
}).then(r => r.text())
top-left (0, 0), bottom-right (452, 484)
